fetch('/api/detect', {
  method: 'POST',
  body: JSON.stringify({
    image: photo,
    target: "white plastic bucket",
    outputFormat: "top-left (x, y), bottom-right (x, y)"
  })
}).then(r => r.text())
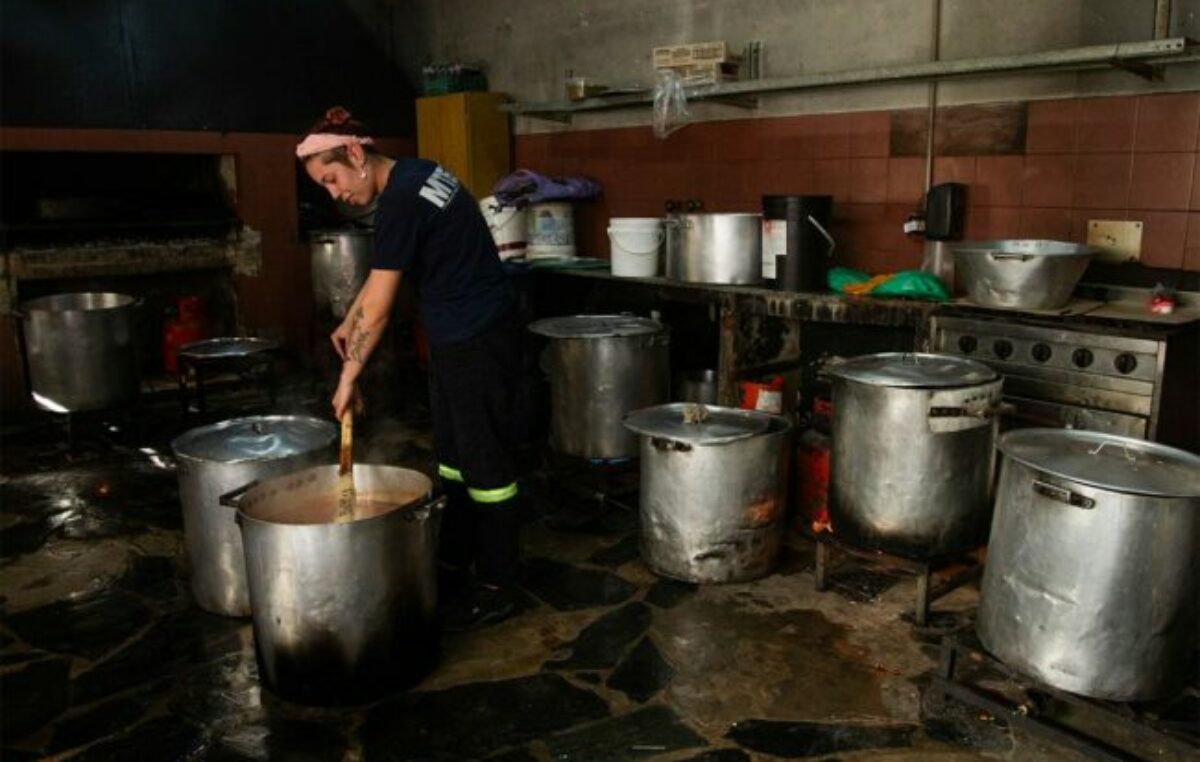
top-left (480, 196), bottom-right (528, 261)
top-left (526, 202), bottom-right (575, 259)
top-left (608, 219), bottom-right (663, 278)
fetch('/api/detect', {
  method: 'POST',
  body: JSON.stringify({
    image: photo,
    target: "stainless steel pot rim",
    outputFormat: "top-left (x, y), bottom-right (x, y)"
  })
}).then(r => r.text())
top-left (952, 239), bottom-right (1093, 258)
top-left (623, 403), bottom-right (784, 444)
top-left (828, 352), bottom-right (999, 388)
top-left (310, 228), bottom-right (374, 239)
top-left (177, 337), bottom-right (279, 359)
top-left (667, 212), bottom-right (764, 219)
top-left (237, 491), bottom-right (434, 528)
top-left (20, 292), bottom-right (137, 312)
top-left (171, 415), bottom-right (337, 464)
top-left (999, 428), bottom-right (1200, 498)
top-left (529, 314), bottom-right (664, 339)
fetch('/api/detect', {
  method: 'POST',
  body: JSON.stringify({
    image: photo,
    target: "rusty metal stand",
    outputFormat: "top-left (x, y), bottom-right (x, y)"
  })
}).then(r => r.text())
top-left (927, 631), bottom-right (1200, 762)
top-left (540, 449), bottom-right (640, 515)
top-left (813, 534), bottom-right (982, 626)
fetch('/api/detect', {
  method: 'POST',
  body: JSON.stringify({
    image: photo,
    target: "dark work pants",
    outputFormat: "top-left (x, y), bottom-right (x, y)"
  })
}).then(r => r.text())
top-left (428, 311), bottom-right (523, 586)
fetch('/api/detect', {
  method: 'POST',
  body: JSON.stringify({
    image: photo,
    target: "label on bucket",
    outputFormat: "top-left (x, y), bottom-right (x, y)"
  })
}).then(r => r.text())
top-left (762, 219), bottom-right (787, 278)
top-left (530, 207), bottom-right (574, 246)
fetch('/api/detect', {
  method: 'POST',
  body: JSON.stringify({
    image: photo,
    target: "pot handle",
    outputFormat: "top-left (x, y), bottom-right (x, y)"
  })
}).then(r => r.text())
top-left (928, 400), bottom-right (1014, 421)
top-left (807, 215), bottom-right (836, 258)
top-left (219, 481), bottom-right (257, 510)
top-left (1032, 479), bottom-right (1095, 509)
top-left (989, 252), bottom-right (1034, 262)
top-left (403, 493), bottom-right (448, 522)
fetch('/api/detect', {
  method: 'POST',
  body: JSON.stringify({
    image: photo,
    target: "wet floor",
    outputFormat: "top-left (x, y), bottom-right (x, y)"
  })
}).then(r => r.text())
top-left (0, 381), bottom-right (1136, 761)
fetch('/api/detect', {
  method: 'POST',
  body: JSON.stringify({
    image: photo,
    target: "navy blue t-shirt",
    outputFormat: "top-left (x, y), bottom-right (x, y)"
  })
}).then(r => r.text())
top-left (372, 159), bottom-right (516, 345)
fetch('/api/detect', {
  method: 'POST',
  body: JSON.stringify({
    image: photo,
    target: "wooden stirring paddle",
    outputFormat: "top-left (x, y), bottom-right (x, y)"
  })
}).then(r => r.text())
top-left (335, 407), bottom-right (356, 522)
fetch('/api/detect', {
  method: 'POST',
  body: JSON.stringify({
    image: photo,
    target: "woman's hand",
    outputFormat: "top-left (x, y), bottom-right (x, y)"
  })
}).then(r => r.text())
top-left (330, 317), bottom-right (354, 360)
top-left (332, 373), bottom-right (363, 421)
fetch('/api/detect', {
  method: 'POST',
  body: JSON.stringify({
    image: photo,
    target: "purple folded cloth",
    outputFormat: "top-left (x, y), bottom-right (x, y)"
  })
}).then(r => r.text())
top-left (493, 169), bottom-right (602, 206)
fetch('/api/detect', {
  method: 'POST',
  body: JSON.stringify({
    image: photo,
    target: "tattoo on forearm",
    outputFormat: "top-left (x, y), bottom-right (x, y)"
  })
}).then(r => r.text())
top-left (348, 325), bottom-right (370, 362)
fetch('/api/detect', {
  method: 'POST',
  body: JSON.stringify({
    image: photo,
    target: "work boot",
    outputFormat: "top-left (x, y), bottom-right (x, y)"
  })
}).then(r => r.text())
top-left (442, 583), bottom-right (519, 632)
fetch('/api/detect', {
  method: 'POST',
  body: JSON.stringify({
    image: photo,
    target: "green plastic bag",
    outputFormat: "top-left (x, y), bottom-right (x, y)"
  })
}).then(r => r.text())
top-left (827, 267), bottom-right (949, 302)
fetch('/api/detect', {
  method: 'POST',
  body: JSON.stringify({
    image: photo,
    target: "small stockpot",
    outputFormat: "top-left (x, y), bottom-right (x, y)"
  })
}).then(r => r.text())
top-left (664, 213), bottom-right (763, 285)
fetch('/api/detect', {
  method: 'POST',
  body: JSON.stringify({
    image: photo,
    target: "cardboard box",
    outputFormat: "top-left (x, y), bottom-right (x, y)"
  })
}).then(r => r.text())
top-left (653, 41), bottom-right (734, 68)
top-left (659, 60), bottom-right (740, 85)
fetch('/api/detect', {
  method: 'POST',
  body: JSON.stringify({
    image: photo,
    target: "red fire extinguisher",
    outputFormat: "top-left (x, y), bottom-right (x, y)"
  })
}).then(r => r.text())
top-left (163, 296), bottom-right (209, 374)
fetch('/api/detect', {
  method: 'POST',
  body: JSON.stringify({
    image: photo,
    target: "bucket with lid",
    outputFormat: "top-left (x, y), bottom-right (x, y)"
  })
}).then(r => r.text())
top-left (479, 195), bottom-right (528, 261)
top-left (526, 202), bottom-right (575, 259)
top-left (608, 217), bottom-right (663, 277)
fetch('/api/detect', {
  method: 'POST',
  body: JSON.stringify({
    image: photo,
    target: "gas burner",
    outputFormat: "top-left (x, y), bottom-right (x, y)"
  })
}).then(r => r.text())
top-left (928, 631), bottom-right (1199, 762)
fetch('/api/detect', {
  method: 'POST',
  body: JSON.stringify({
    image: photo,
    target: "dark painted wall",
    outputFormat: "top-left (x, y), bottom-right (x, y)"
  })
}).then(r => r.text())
top-left (1, 0), bottom-right (415, 135)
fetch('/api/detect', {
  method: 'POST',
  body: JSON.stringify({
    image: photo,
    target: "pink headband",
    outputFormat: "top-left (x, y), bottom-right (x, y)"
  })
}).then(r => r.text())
top-left (295, 133), bottom-right (375, 159)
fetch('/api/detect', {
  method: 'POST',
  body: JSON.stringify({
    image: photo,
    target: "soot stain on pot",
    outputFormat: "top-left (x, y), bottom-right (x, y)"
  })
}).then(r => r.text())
top-left (259, 626), bottom-right (438, 707)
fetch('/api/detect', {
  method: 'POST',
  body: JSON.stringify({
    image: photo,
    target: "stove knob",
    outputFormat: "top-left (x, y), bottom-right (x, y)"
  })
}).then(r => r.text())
top-left (1031, 343), bottom-right (1052, 363)
top-left (957, 335), bottom-right (978, 354)
top-left (1072, 348), bottom-right (1094, 368)
top-left (1114, 352), bottom-right (1138, 375)
top-left (993, 339), bottom-right (1013, 360)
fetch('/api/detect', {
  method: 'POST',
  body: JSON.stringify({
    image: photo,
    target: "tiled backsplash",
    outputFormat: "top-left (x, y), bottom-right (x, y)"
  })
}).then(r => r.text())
top-left (513, 92), bottom-right (1200, 275)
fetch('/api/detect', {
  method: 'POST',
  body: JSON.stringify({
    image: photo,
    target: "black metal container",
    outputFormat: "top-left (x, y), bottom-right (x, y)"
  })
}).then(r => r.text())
top-left (762, 195), bottom-right (833, 292)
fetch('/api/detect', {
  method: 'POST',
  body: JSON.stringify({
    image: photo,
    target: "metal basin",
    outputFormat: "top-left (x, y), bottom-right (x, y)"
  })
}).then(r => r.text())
top-left (20, 292), bottom-right (140, 412)
top-left (227, 463), bottom-right (443, 705)
top-left (953, 239), bottom-right (1093, 310)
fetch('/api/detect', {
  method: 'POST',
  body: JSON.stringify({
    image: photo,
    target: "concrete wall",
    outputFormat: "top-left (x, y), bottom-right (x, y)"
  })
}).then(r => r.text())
top-left (399, 0), bottom-right (1200, 133)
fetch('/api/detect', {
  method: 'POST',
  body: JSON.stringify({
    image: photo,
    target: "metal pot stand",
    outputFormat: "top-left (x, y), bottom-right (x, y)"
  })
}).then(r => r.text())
top-left (176, 338), bottom-right (280, 418)
top-left (812, 533), bottom-right (983, 628)
top-left (927, 630), bottom-right (1200, 762)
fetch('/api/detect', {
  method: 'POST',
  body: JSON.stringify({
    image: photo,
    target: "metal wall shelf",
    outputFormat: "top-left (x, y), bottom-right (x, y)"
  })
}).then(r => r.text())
top-left (504, 37), bottom-right (1199, 122)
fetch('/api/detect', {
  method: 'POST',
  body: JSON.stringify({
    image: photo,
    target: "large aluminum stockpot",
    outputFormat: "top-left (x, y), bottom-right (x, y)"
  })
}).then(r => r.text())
top-left (225, 464), bottom-right (444, 706)
top-left (310, 229), bottom-right (373, 318)
top-left (624, 404), bottom-right (791, 582)
top-left (953, 239), bottom-right (1093, 310)
top-left (664, 213), bottom-right (763, 285)
top-left (19, 292), bottom-right (140, 413)
top-left (827, 353), bottom-right (1004, 558)
top-left (171, 416), bottom-right (337, 616)
top-left (529, 315), bottom-right (669, 459)
top-left (978, 429), bottom-right (1200, 701)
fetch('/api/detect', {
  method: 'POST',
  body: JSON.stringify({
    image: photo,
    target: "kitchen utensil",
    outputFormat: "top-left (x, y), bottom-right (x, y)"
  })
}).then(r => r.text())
top-left (171, 416), bottom-right (337, 616)
top-left (978, 428), bottom-right (1200, 701)
top-left (529, 315), bottom-right (669, 459)
top-left (827, 352), bottom-right (1005, 558)
top-left (18, 292), bottom-right (141, 413)
top-left (663, 213), bottom-right (762, 285)
top-left (624, 404), bottom-right (792, 582)
top-left (953, 239), bottom-right (1093, 310)
top-left (336, 409), bottom-right (355, 522)
top-left (225, 464), bottom-right (443, 705)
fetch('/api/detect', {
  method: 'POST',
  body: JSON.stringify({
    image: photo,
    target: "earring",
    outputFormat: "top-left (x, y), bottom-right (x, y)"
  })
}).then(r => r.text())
top-left (359, 167), bottom-right (368, 179)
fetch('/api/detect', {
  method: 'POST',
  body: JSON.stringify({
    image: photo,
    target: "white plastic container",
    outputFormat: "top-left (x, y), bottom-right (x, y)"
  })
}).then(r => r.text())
top-left (479, 196), bottom-right (528, 261)
top-left (608, 218), bottom-right (663, 277)
top-left (526, 202), bottom-right (575, 259)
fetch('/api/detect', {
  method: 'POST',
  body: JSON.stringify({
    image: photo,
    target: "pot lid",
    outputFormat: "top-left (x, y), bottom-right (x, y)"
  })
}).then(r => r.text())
top-left (999, 428), bottom-right (1200, 498)
top-left (178, 337), bottom-right (279, 360)
top-left (828, 352), bottom-right (998, 388)
top-left (171, 415), bottom-right (337, 463)
top-left (529, 314), bottom-right (663, 339)
top-left (623, 403), bottom-right (770, 445)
